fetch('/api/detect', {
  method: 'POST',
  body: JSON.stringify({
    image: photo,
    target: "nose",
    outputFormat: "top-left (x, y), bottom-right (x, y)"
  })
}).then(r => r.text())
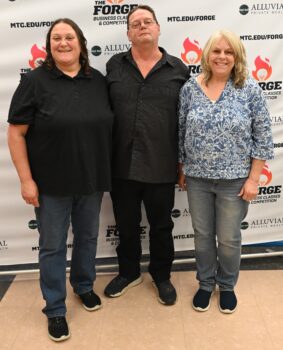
top-left (59, 38), bottom-right (68, 46)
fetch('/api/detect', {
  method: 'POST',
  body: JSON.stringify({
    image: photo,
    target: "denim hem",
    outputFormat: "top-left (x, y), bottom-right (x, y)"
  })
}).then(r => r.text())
top-left (199, 286), bottom-right (215, 293)
top-left (45, 312), bottom-right (66, 319)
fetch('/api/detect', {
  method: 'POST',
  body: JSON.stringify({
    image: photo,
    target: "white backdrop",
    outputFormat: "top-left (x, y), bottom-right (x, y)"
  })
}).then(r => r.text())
top-left (0, 0), bottom-right (282, 265)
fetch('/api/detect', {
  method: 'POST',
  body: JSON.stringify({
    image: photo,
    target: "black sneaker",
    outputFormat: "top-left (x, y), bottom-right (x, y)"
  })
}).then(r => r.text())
top-left (192, 289), bottom-right (213, 312)
top-left (104, 275), bottom-right (143, 297)
top-left (79, 290), bottom-right (102, 311)
top-left (48, 316), bottom-right (70, 342)
top-left (219, 291), bottom-right (237, 314)
top-left (153, 280), bottom-right (177, 305)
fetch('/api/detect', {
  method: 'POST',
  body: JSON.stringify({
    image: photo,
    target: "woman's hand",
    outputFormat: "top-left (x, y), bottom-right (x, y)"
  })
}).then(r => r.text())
top-left (238, 178), bottom-right (258, 202)
top-left (178, 163), bottom-right (187, 191)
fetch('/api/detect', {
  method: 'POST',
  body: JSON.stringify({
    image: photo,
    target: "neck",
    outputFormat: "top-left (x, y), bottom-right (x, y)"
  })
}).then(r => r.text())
top-left (209, 74), bottom-right (230, 85)
top-left (131, 45), bottom-right (161, 62)
top-left (55, 62), bottom-right (81, 77)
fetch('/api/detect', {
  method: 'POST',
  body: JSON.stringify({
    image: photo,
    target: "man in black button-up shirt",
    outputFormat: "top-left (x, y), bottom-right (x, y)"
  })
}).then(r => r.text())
top-left (104, 5), bottom-right (189, 305)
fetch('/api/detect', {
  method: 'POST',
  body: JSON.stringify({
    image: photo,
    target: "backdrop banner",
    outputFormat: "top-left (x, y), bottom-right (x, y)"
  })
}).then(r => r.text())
top-left (0, 0), bottom-right (282, 265)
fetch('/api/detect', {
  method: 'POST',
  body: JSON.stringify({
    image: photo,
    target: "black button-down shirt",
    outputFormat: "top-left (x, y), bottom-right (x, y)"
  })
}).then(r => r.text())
top-left (8, 65), bottom-right (113, 195)
top-left (107, 48), bottom-right (189, 183)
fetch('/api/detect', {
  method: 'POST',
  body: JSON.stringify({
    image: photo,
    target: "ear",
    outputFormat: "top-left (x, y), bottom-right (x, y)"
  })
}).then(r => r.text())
top-left (157, 23), bottom-right (161, 35)
top-left (127, 30), bottom-right (132, 42)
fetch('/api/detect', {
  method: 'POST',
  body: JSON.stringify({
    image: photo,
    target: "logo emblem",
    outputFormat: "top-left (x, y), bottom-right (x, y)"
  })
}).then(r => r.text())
top-left (29, 44), bottom-right (46, 69)
top-left (171, 209), bottom-right (181, 218)
top-left (259, 164), bottom-right (272, 186)
top-left (239, 4), bottom-right (249, 15)
top-left (91, 46), bottom-right (102, 56)
top-left (252, 56), bottom-right (272, 81)
top-left (181, 38), bottom-right (202, 65)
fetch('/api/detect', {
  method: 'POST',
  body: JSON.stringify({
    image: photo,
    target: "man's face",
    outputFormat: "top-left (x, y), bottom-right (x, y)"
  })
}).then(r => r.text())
top-left (127, 9), bottom-right (160, 46)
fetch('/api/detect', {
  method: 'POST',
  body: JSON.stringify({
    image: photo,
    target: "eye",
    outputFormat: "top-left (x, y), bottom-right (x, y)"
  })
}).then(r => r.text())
top-left (144, 19), bottom-right (153, 25)
top-left (130, 21), bottom-right (140, 29)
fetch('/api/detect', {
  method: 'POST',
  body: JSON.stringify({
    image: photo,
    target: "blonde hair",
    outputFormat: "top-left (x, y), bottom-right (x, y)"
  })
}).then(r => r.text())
top-left (201, 30), bottom-right (248, 88)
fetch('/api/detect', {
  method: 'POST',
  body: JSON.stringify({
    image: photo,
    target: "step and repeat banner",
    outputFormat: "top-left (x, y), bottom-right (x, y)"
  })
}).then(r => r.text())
top-left (0, 0), bottom-right (282, 265)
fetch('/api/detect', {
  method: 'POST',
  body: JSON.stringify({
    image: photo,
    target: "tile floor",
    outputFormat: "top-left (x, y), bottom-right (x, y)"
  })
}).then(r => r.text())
top-left (0, 270), bottom-right (283, 350)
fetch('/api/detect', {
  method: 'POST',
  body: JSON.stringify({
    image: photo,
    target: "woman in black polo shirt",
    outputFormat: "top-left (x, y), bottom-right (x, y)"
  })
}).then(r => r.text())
top-left (7, 18), bottom-right (113, 342)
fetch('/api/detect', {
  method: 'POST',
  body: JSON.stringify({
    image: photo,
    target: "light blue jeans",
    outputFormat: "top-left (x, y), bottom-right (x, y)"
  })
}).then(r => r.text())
top-left (186, 177), bottom-right (249, 292)
top-left (35, 192), bottom-right (103, 318)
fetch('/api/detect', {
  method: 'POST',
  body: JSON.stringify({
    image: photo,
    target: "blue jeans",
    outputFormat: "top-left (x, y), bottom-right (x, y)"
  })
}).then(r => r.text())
top-left (35, 192), bottom-right (103, 318)
top-left (186, 177), bottom-right (249, 292)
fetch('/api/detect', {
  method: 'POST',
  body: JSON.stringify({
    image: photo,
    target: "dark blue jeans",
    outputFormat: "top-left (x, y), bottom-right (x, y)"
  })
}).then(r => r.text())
top-left (35, 192), bottom-right (103, 318)
top-left (111, 179), bottom-right (175, 282)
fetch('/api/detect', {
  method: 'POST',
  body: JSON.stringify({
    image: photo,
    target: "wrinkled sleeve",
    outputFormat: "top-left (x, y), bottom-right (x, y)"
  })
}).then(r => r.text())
top-left (178, 82), bottom-right (191, 163)
top-left (249, 82), bottom-right (274, 160)
top-left (8, 73), bottom-right (36, 125)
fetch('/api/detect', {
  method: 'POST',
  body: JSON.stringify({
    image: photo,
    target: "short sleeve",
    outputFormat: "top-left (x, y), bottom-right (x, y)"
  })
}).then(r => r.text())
top-left (8, 73), bottom-right (36, 125)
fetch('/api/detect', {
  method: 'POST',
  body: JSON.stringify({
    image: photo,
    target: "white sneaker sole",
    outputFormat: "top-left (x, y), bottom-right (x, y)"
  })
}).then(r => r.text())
top-left (82, 303), bottom-right (102, 312)
top-left (109, 276), bottom-right (143, 297)
top-left (48, 332), bottom-right (70, 342)
top-left (219, 304), bottom-right (237, 314)
top-left (192, 291), bottom-right (214, 312)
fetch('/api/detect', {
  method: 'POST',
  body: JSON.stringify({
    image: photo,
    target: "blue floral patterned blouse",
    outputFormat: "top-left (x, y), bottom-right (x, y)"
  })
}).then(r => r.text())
top-left (178, 76), bottom-right (274, 179)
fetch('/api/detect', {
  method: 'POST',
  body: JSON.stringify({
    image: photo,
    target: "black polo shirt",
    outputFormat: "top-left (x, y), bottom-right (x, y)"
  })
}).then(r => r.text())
top-left (8, 65), bottom-right (113, 196)
top-left (107, 48), bottom-right (189, 183)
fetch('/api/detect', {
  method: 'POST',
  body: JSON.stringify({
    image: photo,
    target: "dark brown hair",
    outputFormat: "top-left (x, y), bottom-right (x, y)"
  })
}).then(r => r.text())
top-left (43, 18), bottom-right (90, 74)
top-left (127, 5), bottom-right (159, 30)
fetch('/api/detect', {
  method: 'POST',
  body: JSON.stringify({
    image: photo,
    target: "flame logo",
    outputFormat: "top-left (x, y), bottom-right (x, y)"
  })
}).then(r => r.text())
top-left (29, 44), bottom-right (46, 69)
top-left (107, 0), bottom-right (124, 4)
top-left (252, 56), bottom-right (272, 81)
top-left (181, 37), bottom-right (202, 65)
top-left (259, 163), bottom-right (272, 186)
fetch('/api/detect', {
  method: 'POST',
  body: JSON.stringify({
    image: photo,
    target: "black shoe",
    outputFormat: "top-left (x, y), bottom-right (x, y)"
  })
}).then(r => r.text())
top-left (153, 280), bottom-right (177, 305)
top-left (219, 291), bottom-right (237, 314)
top-left (48, 316), bottom-right (70, 342)
top-left (79, 290), bottom-right (102, 311)
top-left (192, 289), bottom-right (213, 312)
top-left (104, 275), bottom-right (143, 297)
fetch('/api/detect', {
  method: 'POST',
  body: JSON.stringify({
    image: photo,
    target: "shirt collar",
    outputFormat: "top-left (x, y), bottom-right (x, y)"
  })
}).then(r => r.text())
top-left (123, 47), bottom-right (176, 68)
top-left (44, 64), bottom-right (92, 80)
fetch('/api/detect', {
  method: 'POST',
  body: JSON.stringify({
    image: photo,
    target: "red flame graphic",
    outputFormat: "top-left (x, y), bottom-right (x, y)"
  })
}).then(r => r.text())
top-left (252, 56), bottom-right (272, 81)
top-left (107, 0), bottom-right (123, 4)
top-left (181, 38), bottom-right (202, 64)
top-left (259, 163), bottom-right (272, 186)
top-left (29, 44), bottom-right (46, 69)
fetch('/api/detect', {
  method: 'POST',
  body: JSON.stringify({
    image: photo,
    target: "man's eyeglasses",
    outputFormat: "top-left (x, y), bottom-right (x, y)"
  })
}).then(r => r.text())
top-left (129, 19), bottom-right (156, 30)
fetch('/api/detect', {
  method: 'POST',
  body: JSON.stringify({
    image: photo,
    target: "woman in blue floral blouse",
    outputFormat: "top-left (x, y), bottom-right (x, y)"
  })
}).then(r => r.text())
top-left (178, 30), bottom-right (274, 314)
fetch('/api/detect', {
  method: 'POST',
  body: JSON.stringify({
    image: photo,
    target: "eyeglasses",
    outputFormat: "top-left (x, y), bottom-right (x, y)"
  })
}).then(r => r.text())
top-left (129, 19), bottom-right (156, 30)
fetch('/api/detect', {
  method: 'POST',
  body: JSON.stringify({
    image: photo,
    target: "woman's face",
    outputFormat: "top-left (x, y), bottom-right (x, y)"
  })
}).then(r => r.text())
top-left (50, 22), bottom-right (81, 68)
top-left (208, 37), bottom-right (235, 79)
